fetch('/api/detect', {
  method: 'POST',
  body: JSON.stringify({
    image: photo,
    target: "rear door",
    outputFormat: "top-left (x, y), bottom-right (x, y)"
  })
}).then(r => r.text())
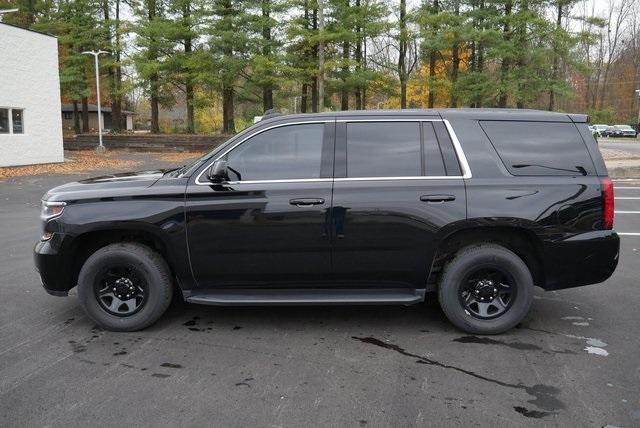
top-left (330, 118), bottom-right (468, 289)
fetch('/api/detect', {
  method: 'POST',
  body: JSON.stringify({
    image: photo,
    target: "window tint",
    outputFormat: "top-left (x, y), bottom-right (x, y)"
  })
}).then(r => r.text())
top-left (423, 122), bottom-right (446, 176)
top-left (226, 123), bottom-right (324, 181)
top-left (0, 109), bottom-right (8, 134)
top-left (480, 121), bottom-right (594, 176)
top-left (346, 122), bottom-right (421, 177)
top-left (12, 109), bottom-right (23, 134)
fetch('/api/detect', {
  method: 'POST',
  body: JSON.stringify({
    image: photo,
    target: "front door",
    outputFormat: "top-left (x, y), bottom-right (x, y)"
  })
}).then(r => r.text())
top-left (185, 121), bottom-right (335, 288)
top-left (330, 119), bottom-right (467, 288)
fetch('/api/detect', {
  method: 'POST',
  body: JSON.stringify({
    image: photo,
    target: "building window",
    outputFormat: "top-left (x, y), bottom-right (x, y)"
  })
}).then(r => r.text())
top-left (0, 109), bottom-right (8, 134)
top-left (12, 109), bottom-right (24, 134)
top-left (0, 108), bottom-right (25, 135)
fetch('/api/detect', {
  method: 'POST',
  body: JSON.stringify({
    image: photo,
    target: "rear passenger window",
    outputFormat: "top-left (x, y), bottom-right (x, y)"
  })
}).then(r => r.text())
top-left (346, 122), bottom-right (421, 177)
top-left (480, 121), bottom-right (594, 176)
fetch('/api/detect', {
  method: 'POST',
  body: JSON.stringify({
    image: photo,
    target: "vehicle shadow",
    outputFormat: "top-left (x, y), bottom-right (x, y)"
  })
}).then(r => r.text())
top-left (152, 292), bottom-right (458, 336)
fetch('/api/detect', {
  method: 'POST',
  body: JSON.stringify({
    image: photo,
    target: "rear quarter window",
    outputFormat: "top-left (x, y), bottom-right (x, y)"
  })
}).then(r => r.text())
top-left (479, 121), bottom-right (595, 176)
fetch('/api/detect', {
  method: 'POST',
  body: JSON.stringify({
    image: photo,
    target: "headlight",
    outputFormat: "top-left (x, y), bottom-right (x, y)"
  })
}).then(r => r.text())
top-left (41, 200), bottom-right (66, 221)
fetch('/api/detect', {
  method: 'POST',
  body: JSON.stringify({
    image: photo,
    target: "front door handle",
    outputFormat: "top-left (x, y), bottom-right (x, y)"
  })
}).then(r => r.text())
top-left (289, 198), bottom-right (325, 207)
top-left (420, 194), bottom-right (456, 203)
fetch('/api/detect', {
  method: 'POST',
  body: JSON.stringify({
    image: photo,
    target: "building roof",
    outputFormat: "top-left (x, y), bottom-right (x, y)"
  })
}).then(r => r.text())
top-left (0, 21), bottom-right (57, 38)
top-left (61, 103), bottom-right (135, 115)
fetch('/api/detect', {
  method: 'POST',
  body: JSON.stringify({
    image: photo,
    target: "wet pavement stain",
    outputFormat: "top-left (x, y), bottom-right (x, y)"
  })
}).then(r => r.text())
top-left (233, 326), bottom-right (243, 330)
top-left (152, 373), bottom-right (170, 378)
top-left (113, 350), bottom-right (127, 356)
top-left (353, 336), bottom-right (564, 412)
top-left (453, 335), bottom-right (542, 351)
top-left (68, 340), bottom-right (86, 353)
top-left (235, 377), bottom-right (254, 387)
top-left (160, 363), bottom-right (183, 369)
top-left (184, 320), bottom-right (196, 326)
top-left (514, 406), bottom-right (551, 418)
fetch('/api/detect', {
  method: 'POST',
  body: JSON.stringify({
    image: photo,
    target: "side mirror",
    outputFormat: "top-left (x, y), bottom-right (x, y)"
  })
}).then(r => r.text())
top-left (206, 160), bottom-right (228, 183)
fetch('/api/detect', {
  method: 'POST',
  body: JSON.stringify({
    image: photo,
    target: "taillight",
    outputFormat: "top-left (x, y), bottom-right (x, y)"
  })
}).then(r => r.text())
top-left (601, 177), bottom-right (614, 230)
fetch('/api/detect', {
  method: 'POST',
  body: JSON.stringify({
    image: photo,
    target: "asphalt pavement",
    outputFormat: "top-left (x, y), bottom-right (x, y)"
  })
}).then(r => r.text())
top-left (1, 158), bottom-right (639, 427)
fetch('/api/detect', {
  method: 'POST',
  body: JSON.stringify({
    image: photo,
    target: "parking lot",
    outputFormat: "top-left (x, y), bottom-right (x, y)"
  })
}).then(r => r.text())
top-left (1, 157), bottom-right (640, 427)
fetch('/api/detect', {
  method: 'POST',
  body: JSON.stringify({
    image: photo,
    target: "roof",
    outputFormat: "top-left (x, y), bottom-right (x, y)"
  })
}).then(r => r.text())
top-left (0, 21), bottom-right (56, 38)
top-left (61, 103), bottom-right (135, 115)
top-left (258, 108), bottom-right (588, 126)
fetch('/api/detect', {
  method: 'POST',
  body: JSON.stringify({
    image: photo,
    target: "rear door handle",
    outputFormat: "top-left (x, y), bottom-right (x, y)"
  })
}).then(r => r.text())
top-left (420, 194), bottom-right (456, 203)
top-left (289, 198), bottom-right (325, 207)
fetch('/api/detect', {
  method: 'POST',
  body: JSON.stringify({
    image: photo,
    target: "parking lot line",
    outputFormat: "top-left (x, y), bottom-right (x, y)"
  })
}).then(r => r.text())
top-left (615, 197), bottom-right (640, 200)
top-left (615, 211), bottom-right (640, 214)
top-left (618, 233), bottom-right (640, 236)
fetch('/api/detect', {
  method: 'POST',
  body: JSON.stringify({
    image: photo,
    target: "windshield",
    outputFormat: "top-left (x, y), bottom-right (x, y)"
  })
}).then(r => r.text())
top-left (615, 125), bottom-right (633, 130)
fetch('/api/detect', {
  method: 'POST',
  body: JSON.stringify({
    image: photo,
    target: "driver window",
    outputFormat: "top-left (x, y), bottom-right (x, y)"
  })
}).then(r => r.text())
top-left (225, 123), bottom-right (324, 181)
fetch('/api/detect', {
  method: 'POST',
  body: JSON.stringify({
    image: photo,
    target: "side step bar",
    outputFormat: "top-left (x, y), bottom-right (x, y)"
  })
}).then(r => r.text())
top-left (185, 288), bottom-right (426, 306)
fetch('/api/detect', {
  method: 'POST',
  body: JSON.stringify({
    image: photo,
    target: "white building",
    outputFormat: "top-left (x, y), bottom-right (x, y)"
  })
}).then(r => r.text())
top-left (0, 23), bottom-right (63, 167)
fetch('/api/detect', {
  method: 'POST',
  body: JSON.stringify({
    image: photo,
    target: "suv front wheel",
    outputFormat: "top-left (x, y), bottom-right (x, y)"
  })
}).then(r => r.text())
top-left (77, 242), bottom-right (173, 332)
top-left (438, 244), bottom-right (533, 335)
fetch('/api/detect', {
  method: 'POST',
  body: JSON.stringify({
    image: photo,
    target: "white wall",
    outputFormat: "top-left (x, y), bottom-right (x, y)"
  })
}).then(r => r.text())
top-left (0, 24), bottom-right (63, 167)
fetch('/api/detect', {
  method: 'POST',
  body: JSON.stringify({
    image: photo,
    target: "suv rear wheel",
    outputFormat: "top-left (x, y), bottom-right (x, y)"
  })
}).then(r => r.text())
top-left (438, 244), bottom-right (533, 335)
top-left (77, 242), bottom-right (173, 332)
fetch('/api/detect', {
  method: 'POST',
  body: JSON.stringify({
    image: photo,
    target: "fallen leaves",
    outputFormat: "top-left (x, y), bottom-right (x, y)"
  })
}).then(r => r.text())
top-left (0, 151), bottom-right (141, 180)
top-left (154, 152), bottom-right (206, 163)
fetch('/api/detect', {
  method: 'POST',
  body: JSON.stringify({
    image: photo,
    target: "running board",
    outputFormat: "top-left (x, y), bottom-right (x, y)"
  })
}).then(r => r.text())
top-left (185, 288), bottom-right (426, 306)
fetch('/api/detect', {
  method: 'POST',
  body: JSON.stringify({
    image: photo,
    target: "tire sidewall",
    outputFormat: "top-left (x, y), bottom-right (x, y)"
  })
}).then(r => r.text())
top-left (439, 245), bottom-right (533, 335)
top-left (77, 244), bottom-right (172, 331)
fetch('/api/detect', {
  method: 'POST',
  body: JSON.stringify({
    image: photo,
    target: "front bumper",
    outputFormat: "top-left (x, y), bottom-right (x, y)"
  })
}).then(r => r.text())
top-left (541, 230), bottom-right (619, 290)
top-left (34, 235), bottom-right (75, 296)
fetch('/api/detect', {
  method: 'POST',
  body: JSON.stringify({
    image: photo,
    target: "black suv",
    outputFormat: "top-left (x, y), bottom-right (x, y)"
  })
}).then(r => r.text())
top-left (34, 109), bottom-right (619, 334)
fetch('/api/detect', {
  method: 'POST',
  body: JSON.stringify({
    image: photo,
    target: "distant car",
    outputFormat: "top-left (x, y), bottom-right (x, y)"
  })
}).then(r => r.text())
top-left (588, 125), bottom-right (600, 138)
top-left (609, 125), bottom-right (637, 138)
top-left (591, 124), bottom-right (609, 137)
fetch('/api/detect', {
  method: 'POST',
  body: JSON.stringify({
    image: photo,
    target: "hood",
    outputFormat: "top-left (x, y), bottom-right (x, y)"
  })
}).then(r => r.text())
top-left (43, 170), bottom-right (166, 202)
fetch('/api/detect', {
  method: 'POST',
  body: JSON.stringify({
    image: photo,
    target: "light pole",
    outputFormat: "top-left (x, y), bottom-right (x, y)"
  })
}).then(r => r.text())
top-left (82, 50), bottom-right (109, 152)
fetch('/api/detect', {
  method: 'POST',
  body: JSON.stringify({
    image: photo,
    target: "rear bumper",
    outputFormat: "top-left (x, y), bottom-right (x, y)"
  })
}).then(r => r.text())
top-left (34, 236), bottom-right (75, 296)
top-left (541, 230), bottom-right (619, 290)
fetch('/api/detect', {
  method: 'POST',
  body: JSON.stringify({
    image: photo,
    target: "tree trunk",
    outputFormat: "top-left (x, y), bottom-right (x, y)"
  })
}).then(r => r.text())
top-left (428, 0), bottom-right (439, 109)
top-left (82, 97), bottom-right (89, 132)
top-left (150, 80), bottom-right (160, 133)
top-left (262, 0), bottom-right (273, 111)
top-left (548, 1), bottom-right (562, 111)
top-left (301, 83), bottom-right (308, 113)
top-left (184, 2), bottom-right (195, 133)
top-left (354, 0), bottom-right (362, 109)
top-left (341, 38), bottom-right (349, 110)
top-left (148, 0), bottom-right (160, 133)
top-left (311, 7), bottom-right (319, 112)
top-left (450, 0), bottom-right (460, 107)
top-left (104, 0), bottom-right (122, 132)
top-left (186, 81), bottom-right (195, 133)
top-left (73, 100), bottom-right (81, 134)
top-left (399, 0), bottom-right (408, 109)
top-left (222, 85), bottom-right (235, 133)
top-left (498, 0), bottom-right (512, 108)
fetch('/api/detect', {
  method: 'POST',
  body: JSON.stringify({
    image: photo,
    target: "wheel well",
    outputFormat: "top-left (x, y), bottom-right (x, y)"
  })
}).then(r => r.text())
top-left (68, 229), bottom-right (175, 289)
top-left (427, 227), bottom-right (545, 289)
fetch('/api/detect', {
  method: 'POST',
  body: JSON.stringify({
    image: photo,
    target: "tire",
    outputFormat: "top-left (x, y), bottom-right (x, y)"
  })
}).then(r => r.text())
top-left (438, 244), bottom-right (533, 335)
top-left (77, 242), bottom-right (173, 332)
